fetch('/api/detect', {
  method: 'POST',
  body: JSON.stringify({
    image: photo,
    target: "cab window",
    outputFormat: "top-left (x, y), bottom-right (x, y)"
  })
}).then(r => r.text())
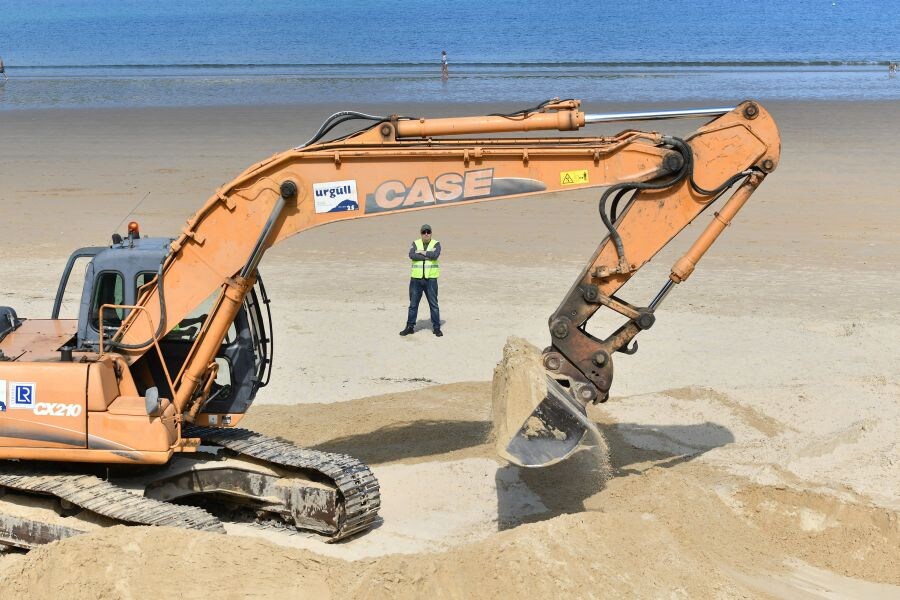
top-left (136, 271), bottom-right (156, 297)
top-left (90, 271), bottom-right (126, 330)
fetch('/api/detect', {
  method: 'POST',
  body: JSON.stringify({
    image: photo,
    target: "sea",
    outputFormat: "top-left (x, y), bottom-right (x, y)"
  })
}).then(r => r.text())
top-left (0, 0), bottom-right (898, 110)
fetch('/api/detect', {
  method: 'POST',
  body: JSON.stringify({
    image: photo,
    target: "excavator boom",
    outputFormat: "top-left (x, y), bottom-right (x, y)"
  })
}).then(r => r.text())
top-left (115, 99), bottom-right (778, 446)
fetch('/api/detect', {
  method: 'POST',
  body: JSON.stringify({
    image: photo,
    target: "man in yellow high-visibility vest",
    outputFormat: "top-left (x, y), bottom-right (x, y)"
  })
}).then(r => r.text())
top-left (400, 224), bottom-right (442, 337)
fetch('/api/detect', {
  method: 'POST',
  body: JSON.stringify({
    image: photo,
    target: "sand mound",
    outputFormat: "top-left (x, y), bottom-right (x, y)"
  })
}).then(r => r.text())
top-left (3, 466), bottom-right (896, 599)
top-left (490, 336), bottom-right (549, 457)
top-left (2, 383), bottom-right (898, 598)
top-left (0, 527), bottom-right (332, 600)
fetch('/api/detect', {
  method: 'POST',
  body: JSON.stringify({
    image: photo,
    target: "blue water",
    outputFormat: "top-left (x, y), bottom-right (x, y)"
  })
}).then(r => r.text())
top-left (0, 0), bottom-right (898, 109)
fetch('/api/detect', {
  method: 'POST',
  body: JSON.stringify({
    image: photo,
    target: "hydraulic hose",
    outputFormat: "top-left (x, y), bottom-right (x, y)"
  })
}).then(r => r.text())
top-left (598, 137), bottom-right (691, 264)
top-left (298, 110), bottom-right (413, 148)
top-left (599, 136), bottom-right (752, 267)
top-left (107, 256), bottom-right (169, 351)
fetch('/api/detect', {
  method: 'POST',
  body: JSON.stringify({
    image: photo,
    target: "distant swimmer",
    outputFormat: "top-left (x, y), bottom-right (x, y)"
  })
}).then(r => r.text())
top-left (0, 56), bottom-right (7, 81)
top-left (441, 50), bottom-right (449, 81)
top-left (890, 62), bottom-right (897, 77)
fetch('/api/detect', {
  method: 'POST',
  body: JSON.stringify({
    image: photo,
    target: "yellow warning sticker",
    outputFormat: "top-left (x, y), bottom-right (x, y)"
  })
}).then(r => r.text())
top-left (560, 170), bottom-right (589, 185)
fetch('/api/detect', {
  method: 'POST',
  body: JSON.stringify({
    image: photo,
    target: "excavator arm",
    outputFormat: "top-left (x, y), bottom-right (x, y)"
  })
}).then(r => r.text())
top-left (111, 99), bottom-right (779, 463)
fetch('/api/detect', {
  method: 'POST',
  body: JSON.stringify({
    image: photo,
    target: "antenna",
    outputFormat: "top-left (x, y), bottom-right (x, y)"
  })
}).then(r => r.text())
top-left (112, 191), bottom-right (151, 236)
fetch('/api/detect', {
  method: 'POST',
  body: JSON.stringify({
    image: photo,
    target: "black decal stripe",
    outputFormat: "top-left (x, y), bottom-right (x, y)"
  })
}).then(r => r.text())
top-left (0, 421), bottom-right (85, 447)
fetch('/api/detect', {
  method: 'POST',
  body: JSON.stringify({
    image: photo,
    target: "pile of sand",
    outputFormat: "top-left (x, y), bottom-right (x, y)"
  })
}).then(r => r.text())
top-left (491, 336), bottom-right (550, 462)
top-left (1, 381), bottom-right (897, 599)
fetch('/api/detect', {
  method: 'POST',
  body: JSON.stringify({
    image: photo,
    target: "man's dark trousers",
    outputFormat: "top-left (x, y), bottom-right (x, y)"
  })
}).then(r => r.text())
top-left (407, 278), bottom-right (439, 329)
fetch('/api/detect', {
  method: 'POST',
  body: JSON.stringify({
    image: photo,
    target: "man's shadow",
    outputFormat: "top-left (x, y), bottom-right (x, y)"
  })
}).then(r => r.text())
top-left (495, 421), bottom-right (735, 530)
top-left (413, 318), bottom-right (445, 331)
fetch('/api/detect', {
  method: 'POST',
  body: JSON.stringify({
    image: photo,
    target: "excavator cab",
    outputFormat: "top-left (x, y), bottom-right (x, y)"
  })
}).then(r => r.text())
top-left (51, 232), bottom-right (273, 420)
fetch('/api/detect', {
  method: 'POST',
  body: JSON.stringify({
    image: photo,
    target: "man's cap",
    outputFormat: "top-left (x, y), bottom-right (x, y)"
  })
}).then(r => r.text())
top-left (420, 224), bottom-right (432, 233)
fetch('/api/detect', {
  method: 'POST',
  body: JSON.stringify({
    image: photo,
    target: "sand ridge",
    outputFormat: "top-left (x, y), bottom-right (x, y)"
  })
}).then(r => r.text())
top-left (3, 383), bottom-right (898, 598)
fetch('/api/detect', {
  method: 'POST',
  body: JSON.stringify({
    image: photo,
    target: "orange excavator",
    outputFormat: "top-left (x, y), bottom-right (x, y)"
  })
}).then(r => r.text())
top-left (0, 99), bottom-right (779, 549)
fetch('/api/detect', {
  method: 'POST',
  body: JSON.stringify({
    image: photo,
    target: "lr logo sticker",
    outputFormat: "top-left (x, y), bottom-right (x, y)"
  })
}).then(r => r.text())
top-left (11, 382), bottom-right (36, 409)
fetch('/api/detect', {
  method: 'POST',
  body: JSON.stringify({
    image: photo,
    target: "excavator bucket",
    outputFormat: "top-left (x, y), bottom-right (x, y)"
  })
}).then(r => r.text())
top-left (502, 376), bottom-right (593, 467)
top-left (492, 337), bottom-right (597, 468)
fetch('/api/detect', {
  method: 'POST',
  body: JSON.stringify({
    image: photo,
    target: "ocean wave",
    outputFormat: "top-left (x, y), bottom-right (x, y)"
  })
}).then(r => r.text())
top-left (13, 60), bottom-right (894, 70)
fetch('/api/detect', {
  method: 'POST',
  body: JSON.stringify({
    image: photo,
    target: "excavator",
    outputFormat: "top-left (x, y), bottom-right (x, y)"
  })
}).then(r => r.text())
top-left (0, 98), bottom-right (779, 549)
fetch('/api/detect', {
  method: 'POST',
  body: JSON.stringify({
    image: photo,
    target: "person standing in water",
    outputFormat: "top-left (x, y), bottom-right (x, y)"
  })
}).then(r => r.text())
top-left (441, 50), bottom-right (449, 81)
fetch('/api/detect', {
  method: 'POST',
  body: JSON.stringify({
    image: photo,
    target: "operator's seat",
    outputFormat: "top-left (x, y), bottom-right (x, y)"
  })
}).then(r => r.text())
top-left (99, 286), bottom-right (122, 326)
top-left (90, 272), bottom-right (125, 329)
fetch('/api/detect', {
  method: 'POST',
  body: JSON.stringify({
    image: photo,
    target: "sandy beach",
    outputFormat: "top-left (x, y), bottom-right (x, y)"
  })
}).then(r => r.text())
top-left (0, 99), bottom-right (898, 598)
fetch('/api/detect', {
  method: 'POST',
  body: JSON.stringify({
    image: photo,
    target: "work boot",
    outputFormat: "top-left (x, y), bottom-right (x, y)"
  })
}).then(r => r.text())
top-left (433, 328), bottom-right (443, 337)
top-left (399, 326), bottom-right (415, 336)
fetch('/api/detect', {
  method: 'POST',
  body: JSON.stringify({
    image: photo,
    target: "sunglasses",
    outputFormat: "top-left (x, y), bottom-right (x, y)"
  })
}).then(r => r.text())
top-left (421, 229), bottom-right (432, 234)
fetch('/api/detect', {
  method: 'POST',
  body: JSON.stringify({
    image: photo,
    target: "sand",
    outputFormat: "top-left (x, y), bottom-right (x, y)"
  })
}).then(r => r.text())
top-left (0, 100), bottom-right (899, 598)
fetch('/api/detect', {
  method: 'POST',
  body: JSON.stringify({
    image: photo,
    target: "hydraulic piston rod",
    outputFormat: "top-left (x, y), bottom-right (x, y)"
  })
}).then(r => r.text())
top-left (584, 107), bottom-right (735, 123)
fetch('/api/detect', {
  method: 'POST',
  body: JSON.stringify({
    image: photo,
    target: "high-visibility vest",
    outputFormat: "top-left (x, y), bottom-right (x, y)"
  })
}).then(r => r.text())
top-left (411, 238), bottom-right (440, 279)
